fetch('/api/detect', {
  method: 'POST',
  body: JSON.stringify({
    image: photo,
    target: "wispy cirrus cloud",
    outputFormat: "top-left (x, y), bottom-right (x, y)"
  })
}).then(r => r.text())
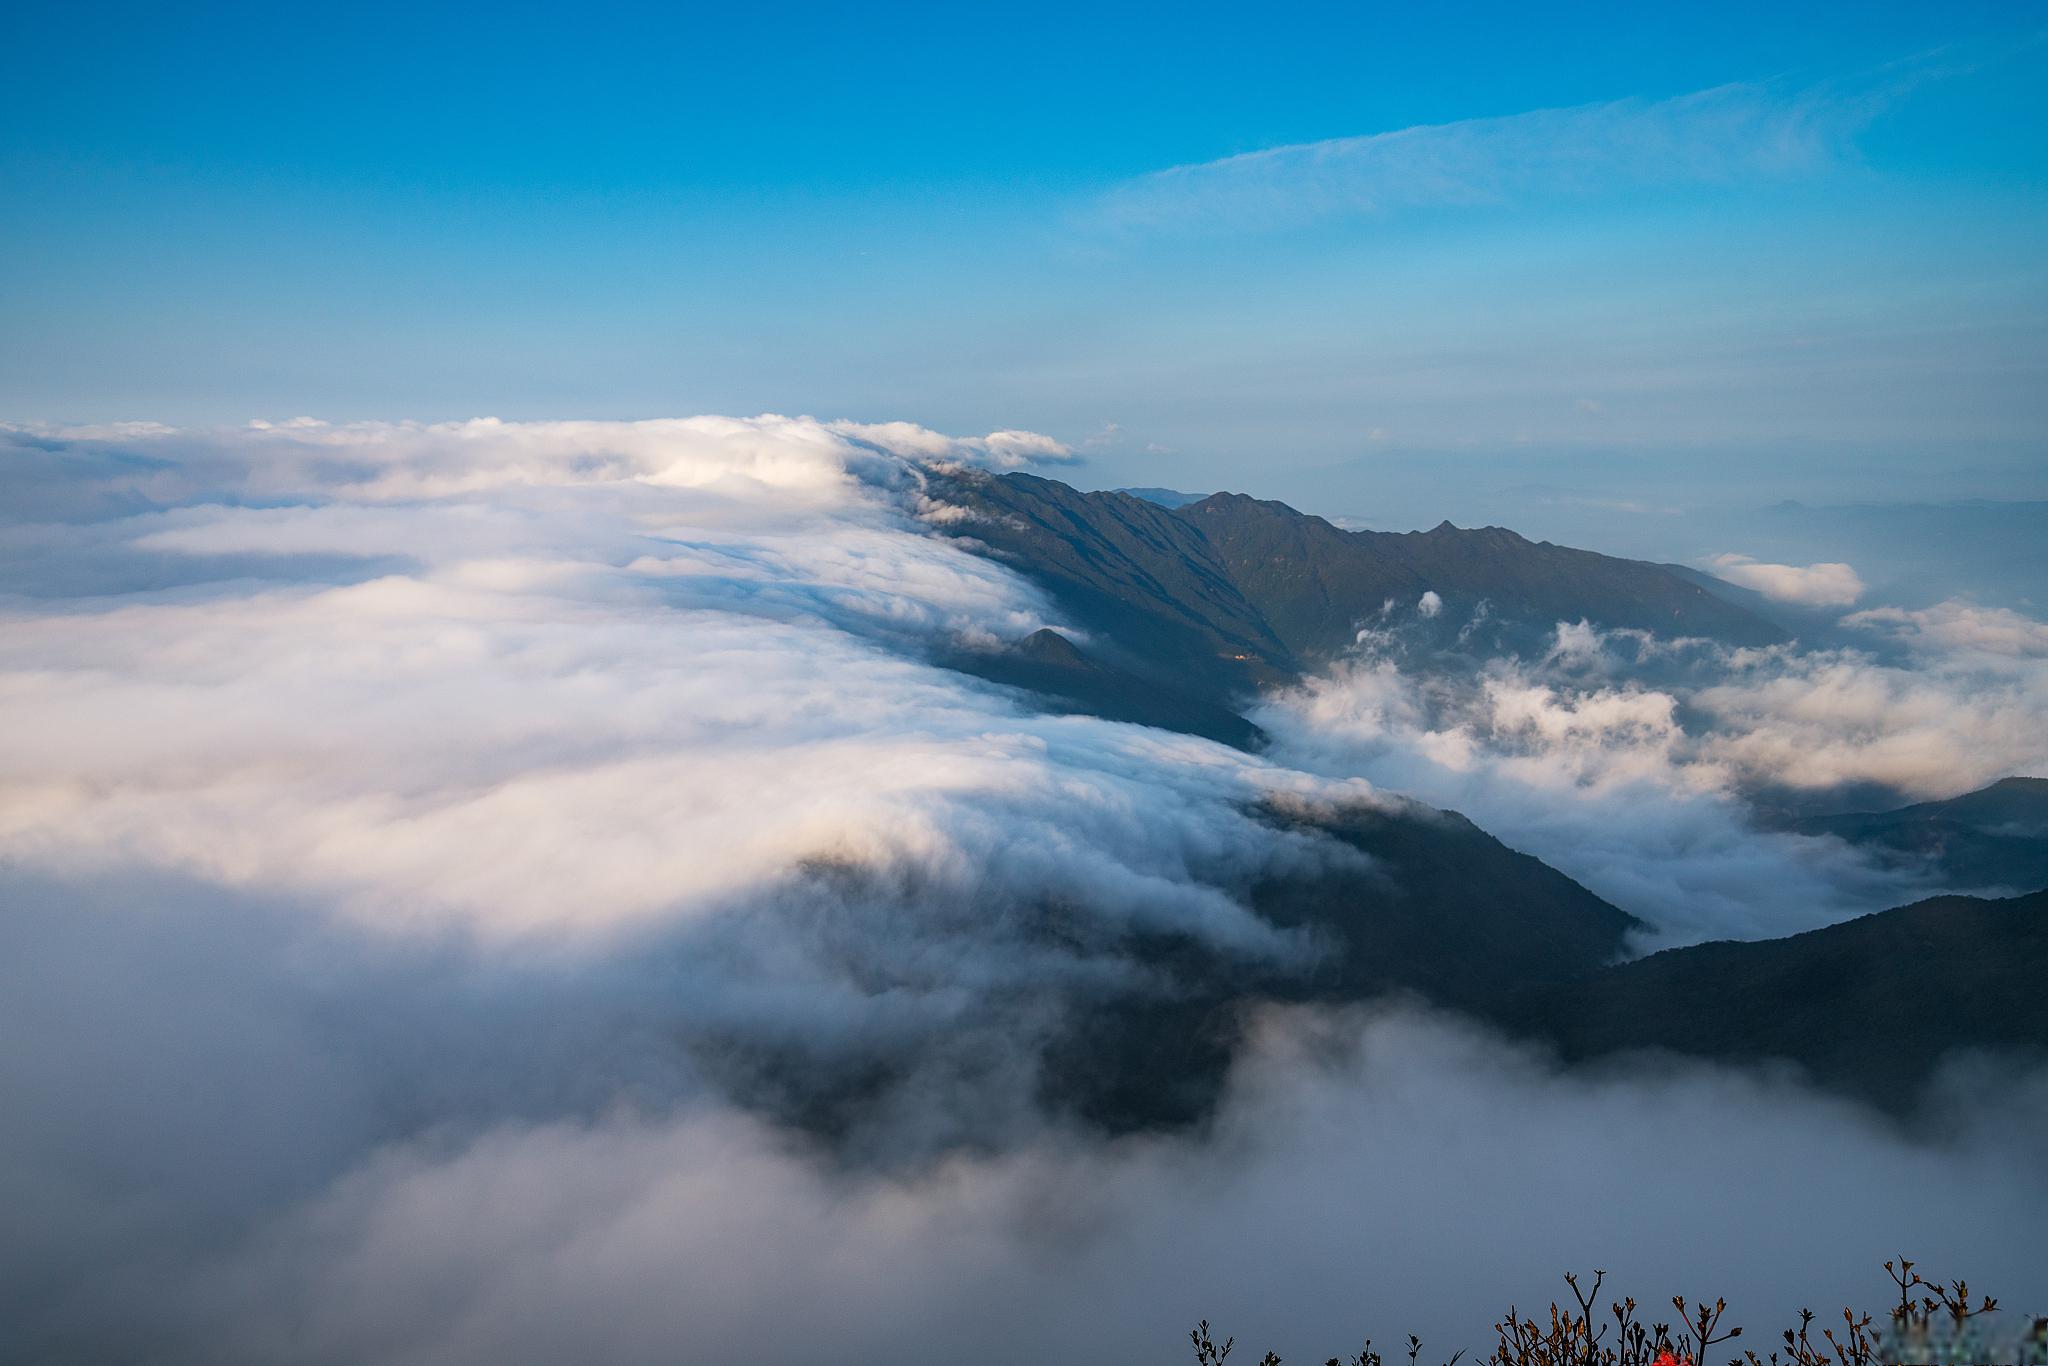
top-left (1094, 56), bottom-right (1952, 237)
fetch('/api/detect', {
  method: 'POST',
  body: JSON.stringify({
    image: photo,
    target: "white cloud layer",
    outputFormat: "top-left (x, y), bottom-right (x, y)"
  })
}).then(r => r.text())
top-left (1707, 552), bottom-right (1866, 606)
top-left (0, 415), bottom-right (1333, 952)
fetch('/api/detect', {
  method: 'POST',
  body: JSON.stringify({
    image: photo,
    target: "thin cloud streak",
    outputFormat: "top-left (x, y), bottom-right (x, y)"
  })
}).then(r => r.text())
top-left (1093, 54), bottom-right (1959, 237)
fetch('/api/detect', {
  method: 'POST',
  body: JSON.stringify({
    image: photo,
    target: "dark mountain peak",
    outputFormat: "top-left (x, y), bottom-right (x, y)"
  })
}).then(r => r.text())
top-left (1178, 490), bottom-right (1378, 546)
top-left (1412, 520), bottom-right (1529, 545)
top-left (1013, 627), bottom-right (1089, 668)
top-left (988, 469), bottom-right (1073, 498)
top-left (1183, 489), bottom-right (1302, 517)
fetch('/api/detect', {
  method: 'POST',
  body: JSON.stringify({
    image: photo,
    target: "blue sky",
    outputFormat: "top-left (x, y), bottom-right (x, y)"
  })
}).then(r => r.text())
top-left (4, 1), bottom-right (2045, 530)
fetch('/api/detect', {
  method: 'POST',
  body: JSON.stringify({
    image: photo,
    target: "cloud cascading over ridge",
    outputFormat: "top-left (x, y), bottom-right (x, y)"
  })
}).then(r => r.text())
top-left (0, 415), bottom-right (1366, 947)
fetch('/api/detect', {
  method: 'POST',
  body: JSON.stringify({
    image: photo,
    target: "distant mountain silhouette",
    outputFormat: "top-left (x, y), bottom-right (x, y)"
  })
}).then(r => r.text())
top-left (1497, 888), bottom-right (2048, 1114)
top-left (1769, 777), bottom-right (2048, 895)
top-left (1115, 486), bottom-right (1211, 508)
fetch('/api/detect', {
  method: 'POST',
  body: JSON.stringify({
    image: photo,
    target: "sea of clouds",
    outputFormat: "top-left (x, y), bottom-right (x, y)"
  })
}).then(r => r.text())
top-left (1254, 599), bottom-right (2048, 943)
top-left (2, 416), bottom-right (2042, 1363)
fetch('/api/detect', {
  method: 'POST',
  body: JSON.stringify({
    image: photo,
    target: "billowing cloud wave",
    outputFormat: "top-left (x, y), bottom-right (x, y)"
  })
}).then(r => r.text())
top-left (1255, 609), bottom-right (2048, 941)
top-left (2, 416), bottom-right (2043, 1363)
top-left (0, 416), bottom-right (1358, 948)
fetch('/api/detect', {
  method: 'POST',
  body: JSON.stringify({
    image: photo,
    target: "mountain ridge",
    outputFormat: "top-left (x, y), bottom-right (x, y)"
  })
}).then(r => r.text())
top-left (1496, 887), bottom-right (2048, 1114)
top-left (936, 468), bottom-right (1790, 737)
top-left (1766, 776), bottom-right (2048, 894)
top-left (926, 470), bottom-right (2044, 1127)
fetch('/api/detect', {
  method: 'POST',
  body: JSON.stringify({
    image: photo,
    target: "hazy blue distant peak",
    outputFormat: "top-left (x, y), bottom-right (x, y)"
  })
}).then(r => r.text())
top-left (1114, 486), bottom-right (1211, 508)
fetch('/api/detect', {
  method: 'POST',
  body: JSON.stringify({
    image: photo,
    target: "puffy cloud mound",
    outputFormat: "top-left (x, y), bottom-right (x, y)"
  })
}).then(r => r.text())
top-left (1706, 553), bottom-right (1865, 606)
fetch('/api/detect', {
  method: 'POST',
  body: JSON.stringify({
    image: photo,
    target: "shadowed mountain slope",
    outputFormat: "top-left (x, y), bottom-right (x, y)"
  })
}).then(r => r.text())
top-left (1496, 888), bottom-right (2048, 1114)
top-left (945, 627), bottom-right (1266, 747)
top-left (701, 790), bottom-right (1643, 1139)
top-left (1023, 795), bottom-right (1642, 1132)
top-left (1178, 492), bottom-right (1788, 659)
top-left (938, 472), bottom-right (1296, 700)
top-left (1770, 777), bottom-right (2048, 895)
